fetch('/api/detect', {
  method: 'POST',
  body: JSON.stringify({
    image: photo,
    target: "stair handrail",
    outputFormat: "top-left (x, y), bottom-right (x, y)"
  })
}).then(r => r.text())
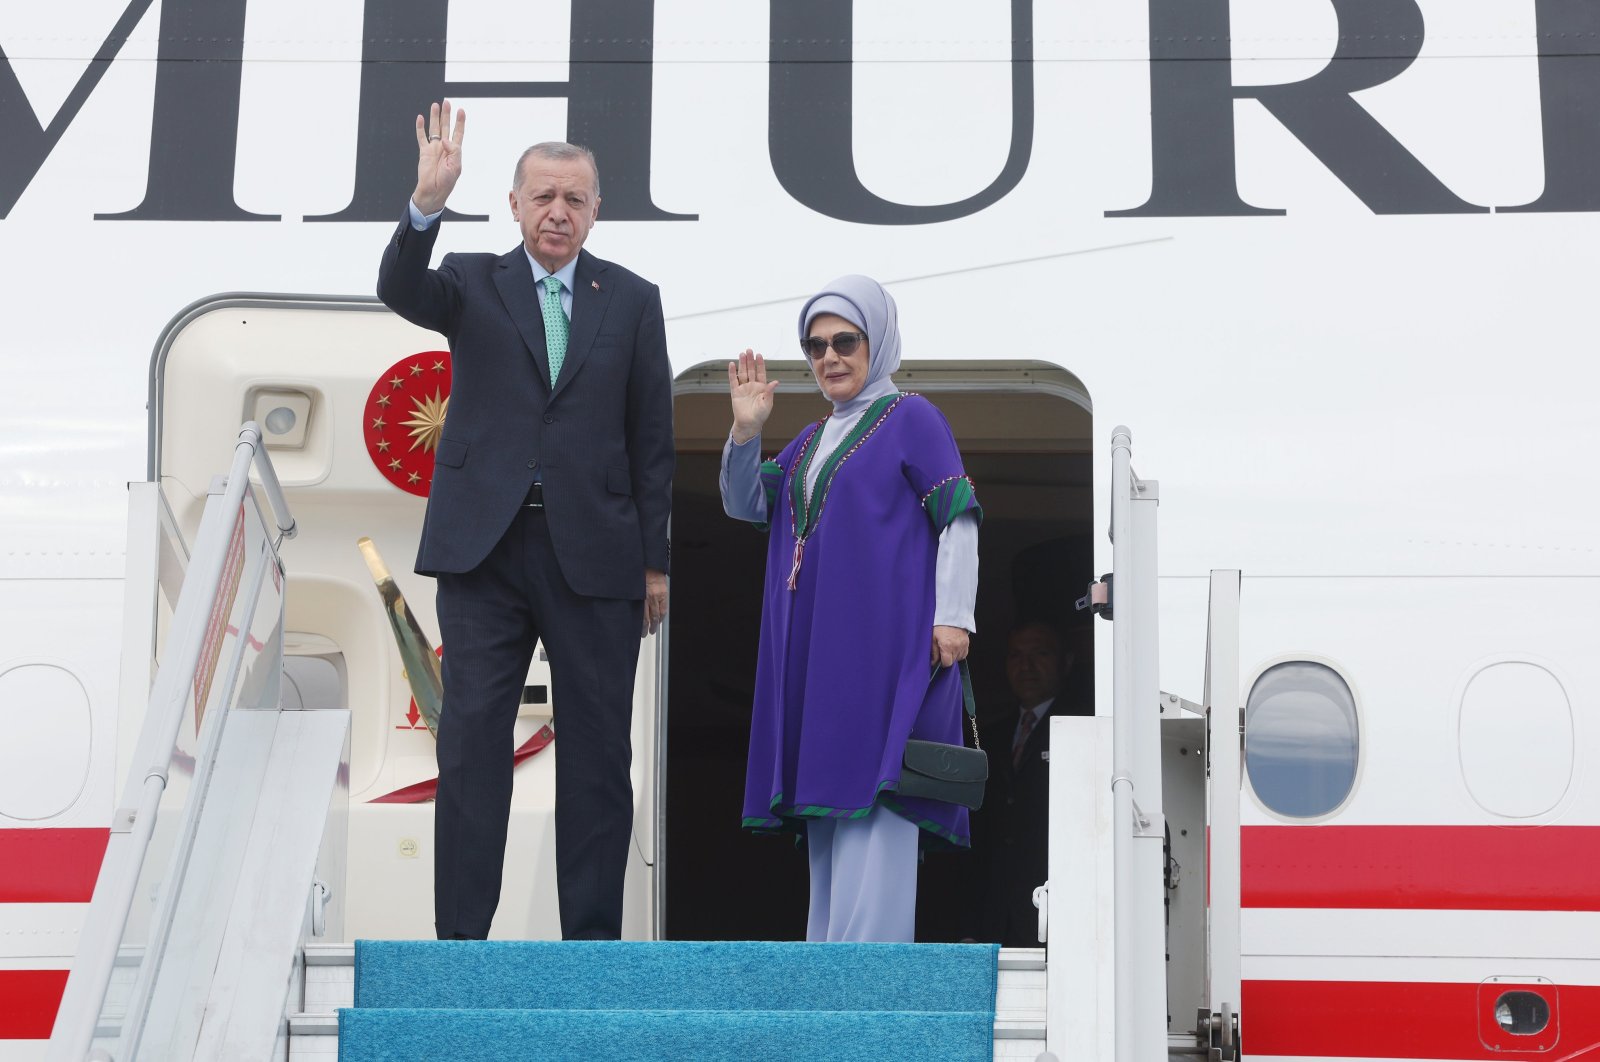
top-left (1108, 425), bottom-right (1167, 1061)
top-left (50, 422), bottom-right (294, 1061)
top-left (1109, 425), bottom-right (1138, 1061)
top-left (249, 421), bottom-right (298, 548)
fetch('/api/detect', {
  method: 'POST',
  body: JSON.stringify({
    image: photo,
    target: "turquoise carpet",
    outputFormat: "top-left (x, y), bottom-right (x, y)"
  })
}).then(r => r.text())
top-left (339, 940), bottom-right (1000, 1061)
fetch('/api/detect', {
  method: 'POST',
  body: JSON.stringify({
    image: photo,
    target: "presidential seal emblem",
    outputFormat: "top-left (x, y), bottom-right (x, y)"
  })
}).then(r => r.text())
top-left (363, 352), bottom-right (452, 497)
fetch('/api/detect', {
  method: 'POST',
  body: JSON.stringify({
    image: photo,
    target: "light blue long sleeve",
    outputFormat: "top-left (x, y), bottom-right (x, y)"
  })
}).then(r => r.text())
top-left (408, 199), bottom-right (444, 230)
top-left (720, 432), bottom-right (768, 522)
top-left (934, 514), bottom-right (978, 631)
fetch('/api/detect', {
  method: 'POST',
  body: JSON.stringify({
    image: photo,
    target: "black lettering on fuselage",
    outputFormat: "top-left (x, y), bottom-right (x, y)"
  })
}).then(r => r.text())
top-left (0, 0), bottom-right (156, 219)
top-left (1111, 0), bottom-right (1486, 217)
top-left (312, 0), bottom-right (692, 223)
top-left (768, 0), bottom-right (1035, 225)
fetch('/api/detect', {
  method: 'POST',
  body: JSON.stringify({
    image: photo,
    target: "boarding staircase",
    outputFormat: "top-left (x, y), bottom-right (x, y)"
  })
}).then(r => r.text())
top-left (285, 942), bottom-right (1047, 1060)
top-left (49, 424), bottom-right (350, 1062)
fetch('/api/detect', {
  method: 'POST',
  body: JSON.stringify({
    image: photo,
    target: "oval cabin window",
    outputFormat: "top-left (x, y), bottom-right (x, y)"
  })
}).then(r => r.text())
top-left (0, 663), bottom-right (92, 820)
top-left (1245, 661), bottom-right (1359, 818)
top-left (1458, 661), bottom-right (1573, 819)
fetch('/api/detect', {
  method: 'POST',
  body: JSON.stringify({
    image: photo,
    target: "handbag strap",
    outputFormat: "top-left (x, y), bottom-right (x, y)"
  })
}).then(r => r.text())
top-left (930, 659), bottom-right (981, 751)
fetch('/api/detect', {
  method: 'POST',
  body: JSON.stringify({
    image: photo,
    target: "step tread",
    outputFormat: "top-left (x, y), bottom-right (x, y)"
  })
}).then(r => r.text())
top-left (302, 945), bottom-right (1043, 1018)
top-left (352, 939), bottom-right (1003, 1015)
top-left (335, 1007), bottom-right (998, 1061)
top-left (308, 943), bottom-right (1044, 966)
top-left (304, 943), bottom-right (353, 966)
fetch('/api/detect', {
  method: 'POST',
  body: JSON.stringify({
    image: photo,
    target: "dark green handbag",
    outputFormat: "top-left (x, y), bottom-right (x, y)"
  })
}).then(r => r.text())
top-left (897, 661), bottom-right (988, 810)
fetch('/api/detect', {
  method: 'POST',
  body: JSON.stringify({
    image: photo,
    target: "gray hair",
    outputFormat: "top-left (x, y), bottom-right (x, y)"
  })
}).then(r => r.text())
top-left (512, 142), bottom-right (601, 197)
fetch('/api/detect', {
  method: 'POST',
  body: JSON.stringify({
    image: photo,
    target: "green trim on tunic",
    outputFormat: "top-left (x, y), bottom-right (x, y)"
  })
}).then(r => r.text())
top-left (790, 393), bottom-right (903, 542)
top-left (744, 781), bottom-right (970, 849)
top-left (750, 458), bottom-right (785, 532)
top-left (921, 474), bottom-right (983, 531)
top-left (875, 795), bottom-right (970, 848)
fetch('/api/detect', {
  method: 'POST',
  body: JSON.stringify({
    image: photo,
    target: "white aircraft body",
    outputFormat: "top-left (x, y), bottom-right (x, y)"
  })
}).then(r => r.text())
top-left (2, 0), bottom-right (1597, 1059)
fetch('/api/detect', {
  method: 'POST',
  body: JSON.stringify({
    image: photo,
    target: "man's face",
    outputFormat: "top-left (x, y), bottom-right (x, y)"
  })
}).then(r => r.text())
top-left (509, 155), bottom-right (600, 273)
top-left (1006, 625), bottom-right (1063, 707)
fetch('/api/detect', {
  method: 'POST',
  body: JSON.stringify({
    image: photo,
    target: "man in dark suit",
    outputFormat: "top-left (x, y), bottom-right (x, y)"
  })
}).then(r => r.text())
top-left (974, 620), bottom-right (1068, 947)
top-left (377, 101), bottom-right (673, 940)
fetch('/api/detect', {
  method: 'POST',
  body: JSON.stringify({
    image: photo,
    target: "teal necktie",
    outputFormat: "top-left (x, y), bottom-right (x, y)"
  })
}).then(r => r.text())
top-left (541, 275), bottom-right (569, 384)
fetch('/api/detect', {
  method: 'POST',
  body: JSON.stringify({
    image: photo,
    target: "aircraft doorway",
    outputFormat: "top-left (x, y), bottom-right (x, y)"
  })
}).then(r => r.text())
top-left (662, 361), bottom-right (1093, 942)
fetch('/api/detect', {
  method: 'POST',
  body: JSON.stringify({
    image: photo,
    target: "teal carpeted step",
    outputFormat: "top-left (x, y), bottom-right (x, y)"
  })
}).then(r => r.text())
top-left (352, 939), bottom-right (999, 1014)
top-left (337, 1006), bottom-right (994, 1061)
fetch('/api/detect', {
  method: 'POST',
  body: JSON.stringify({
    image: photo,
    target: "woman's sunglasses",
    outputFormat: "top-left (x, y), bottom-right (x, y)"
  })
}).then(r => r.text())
top-left (800, 331), bottom-right (868, 360)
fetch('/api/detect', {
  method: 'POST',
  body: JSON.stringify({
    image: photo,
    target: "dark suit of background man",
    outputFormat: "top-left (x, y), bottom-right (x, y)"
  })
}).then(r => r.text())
top-left (377, 101), bottom-right (674, 940)
top-left (975, 621), bottom-right (1068, 947)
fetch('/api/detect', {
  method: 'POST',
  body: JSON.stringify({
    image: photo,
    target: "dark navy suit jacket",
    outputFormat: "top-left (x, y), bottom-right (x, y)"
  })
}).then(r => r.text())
top-left (973, 703), bottom-right (1056, 945)
top-left (377, 214), bottom-right (674, 599)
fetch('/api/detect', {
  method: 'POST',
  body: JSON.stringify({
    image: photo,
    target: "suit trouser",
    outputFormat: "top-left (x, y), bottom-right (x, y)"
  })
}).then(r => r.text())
top-left (980, 845), bottom-right (1047, 947)
top-left (433, 504), bottom-right (643, 940)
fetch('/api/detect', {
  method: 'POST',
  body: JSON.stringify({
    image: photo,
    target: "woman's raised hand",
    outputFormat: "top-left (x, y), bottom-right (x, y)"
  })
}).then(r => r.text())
top-left (728, 349), bottom-right (780, 444)
top-left (413, 100), bottom-right (466, 216)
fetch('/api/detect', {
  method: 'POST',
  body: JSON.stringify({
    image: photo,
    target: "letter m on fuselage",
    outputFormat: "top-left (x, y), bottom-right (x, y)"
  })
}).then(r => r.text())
top-left (2, 0), bottom-right (273, 222)
top-left (0, 0), bottom-right (156, 219)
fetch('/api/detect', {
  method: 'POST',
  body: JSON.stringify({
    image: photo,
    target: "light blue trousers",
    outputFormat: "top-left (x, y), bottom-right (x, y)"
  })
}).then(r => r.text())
top-left (805, 808), bottom-right (920, 942)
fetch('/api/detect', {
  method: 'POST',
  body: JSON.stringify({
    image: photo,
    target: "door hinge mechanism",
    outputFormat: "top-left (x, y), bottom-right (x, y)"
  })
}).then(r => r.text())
top-left (1196, 1003), bottom-right (1240, 1061)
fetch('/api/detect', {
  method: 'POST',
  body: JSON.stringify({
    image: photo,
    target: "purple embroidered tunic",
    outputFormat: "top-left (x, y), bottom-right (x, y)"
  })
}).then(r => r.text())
top-left (741, 393), bottom-right (982, 846)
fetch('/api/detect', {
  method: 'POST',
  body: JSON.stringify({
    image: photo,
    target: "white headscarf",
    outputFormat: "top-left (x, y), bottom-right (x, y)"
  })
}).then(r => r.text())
top-left (797, 274), bottom-right (901, 415)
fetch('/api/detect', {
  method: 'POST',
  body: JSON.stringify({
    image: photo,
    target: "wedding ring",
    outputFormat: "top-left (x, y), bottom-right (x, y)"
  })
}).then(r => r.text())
top-left (428, 134), bottom-right (440, 141)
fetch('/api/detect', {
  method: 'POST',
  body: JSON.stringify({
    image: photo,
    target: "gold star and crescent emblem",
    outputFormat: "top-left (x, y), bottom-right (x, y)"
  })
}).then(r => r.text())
top-left (364, 351), bottom-right (453, 497)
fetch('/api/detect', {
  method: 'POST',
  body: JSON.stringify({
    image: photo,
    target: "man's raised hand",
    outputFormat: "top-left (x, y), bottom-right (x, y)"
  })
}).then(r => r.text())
top-left (413, 101), bottom-right (466, 216)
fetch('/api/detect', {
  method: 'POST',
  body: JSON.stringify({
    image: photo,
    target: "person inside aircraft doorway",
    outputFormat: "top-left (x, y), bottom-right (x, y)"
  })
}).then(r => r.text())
top-left (376, 101), bottom-right (675, 941)
top-left (971, 620), bottom-right (1067, 947)
top-left (721, 274), bottom-right (981, 943)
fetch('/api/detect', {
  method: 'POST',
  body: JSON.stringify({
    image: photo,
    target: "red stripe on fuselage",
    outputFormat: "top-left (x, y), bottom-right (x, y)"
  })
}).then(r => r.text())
top-left (0, 828), bottom-right (108, 903)
top-left (0, 970), bottom-right (68, 1039)
top-left (1243, 979), bottom-right (1600, 1059)
top-left (1243, 825), bottom-right (1600, 910)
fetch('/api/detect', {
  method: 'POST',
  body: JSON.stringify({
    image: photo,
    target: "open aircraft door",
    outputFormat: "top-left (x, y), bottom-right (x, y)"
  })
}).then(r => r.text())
top-left (1045, 430), bottom-right (1242, 1061)
top-left (1201, 569), bottom-right (1243, 1060)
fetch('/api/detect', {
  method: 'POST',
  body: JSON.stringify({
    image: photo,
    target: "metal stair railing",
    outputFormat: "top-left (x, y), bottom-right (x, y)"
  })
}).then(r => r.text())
top-left (50, 422), bottom-right (297, 1062)
top-left (1108, 426), bottom-right (1168, 1062)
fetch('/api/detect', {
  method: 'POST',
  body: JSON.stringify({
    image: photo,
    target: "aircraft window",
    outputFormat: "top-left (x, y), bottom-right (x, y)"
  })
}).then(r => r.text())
top-left (1244, 661), bottom-right (1359, 818)
top-left (1494, 991), bottom-right (1550, 1035)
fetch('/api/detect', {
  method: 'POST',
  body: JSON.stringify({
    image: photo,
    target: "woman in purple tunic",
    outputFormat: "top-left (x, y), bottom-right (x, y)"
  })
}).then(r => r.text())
top-left (721, 275), bottom-right (981, 942)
